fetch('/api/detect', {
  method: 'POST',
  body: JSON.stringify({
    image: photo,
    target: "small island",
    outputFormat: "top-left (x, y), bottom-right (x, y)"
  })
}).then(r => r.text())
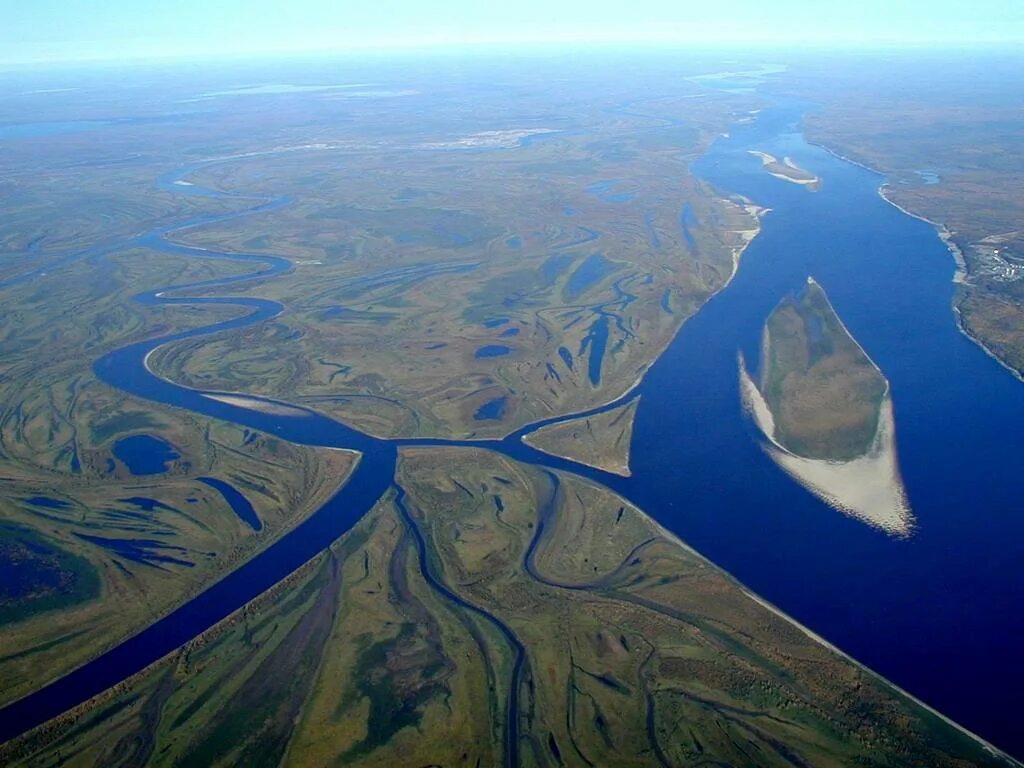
top-left (522, 397), bottom-right (638, 476)
top-left (739, 278), bottom-right (912, 535)
top-left (749, 150), bottom-right (822, 191)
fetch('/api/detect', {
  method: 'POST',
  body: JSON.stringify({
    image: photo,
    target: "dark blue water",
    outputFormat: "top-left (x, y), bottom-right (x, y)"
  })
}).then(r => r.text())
top-left (3, 99), bottom-right (1024, 762)
top-left (474, 396), bottom-right (508, 421)
top-left (586, 179), bottom-right (636, 204)
top-left (557, 346), bottom-right (574, 370)
top-left (622, 102), bottom-right (1024, 755)
top-left (118, 497), bottom-right (177, 513)
top-left (25, 497), bottom-right (70, 510)
top-left (679, 202), bottom-right (698, 252)
top-left (74, 534), bottom-right (194, 568)
top-left (197, 477), bottom-right (261, 531)
top-left (540, 253), bottom-right (574, 284)
top-left (475, 345), bottom-right (512, 358)
top-left (580, 315), bottom-right (610, 385)
top-left (112, 435), bottom-right (180, 475)
top-left (0, 452), bottom-right (395, 741)
top-left (0, 525), bottom-right (70, 602)
top-left (659, 289), bottom-right (673, 314)
top-left (564, 253), bottom-right (616, 299)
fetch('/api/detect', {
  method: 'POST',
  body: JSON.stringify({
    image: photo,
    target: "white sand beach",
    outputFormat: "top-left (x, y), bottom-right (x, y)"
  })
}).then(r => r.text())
top-left (202, 392), bottom-right (313, 418)
top-left (738, 357), bottom-right (913, 536)
top-left (748, 150), bottom-right (821, 188)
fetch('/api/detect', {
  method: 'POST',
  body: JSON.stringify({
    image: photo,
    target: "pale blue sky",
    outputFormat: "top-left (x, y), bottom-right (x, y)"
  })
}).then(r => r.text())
top-left (4, 0), bottom-right (1024, 64)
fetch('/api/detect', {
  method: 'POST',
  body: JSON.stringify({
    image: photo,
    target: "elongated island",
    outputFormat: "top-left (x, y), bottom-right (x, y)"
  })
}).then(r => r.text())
top-left (748, 150), bottom-right (822, 191)
top-left (740, 278), bottom-right (913, 535)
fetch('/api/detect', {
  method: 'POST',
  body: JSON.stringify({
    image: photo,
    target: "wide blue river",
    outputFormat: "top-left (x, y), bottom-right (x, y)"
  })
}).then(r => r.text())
top-left (2, 99), bottom-right (1023, 760)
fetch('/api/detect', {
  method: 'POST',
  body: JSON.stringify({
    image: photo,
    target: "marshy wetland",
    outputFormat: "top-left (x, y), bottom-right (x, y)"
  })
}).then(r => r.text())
top-left (2, 53), bottom-right (1024, 765)
top-left (4, 449), bottom-right (1010, 767)
top-left (0, 244), bottom-right (357, 708)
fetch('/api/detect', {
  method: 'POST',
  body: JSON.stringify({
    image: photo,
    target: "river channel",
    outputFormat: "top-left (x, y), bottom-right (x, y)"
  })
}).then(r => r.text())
top-left (2, 98), bottom-right (1022, 760)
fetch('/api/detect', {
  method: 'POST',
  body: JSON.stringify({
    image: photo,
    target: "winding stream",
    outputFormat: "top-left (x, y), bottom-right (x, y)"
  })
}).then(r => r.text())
top-left (394, 487), bottom-right (526, 768)
top-left (2, 100), bottom-right (1024, 760)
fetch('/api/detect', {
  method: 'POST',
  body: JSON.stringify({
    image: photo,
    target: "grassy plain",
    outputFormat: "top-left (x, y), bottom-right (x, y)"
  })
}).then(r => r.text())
top-left (756, 279), bottom-right (887, 461)
top-left (0, 246), bottom-right (357, 705)
top-left (4, 447), bottom-right (1010, 767)
top-left (0, 56), bottom-right (764, 728)
top-left (523, 397), bottom-right (639, 476)
top-left (143, 85), bottom-right (764, 439)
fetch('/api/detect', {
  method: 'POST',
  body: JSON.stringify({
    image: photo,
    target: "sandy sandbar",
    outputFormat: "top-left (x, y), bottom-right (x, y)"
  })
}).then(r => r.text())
top-left (748, 150), bottom-right (821, 189)
top-left (202, 392), bottom-right (313, 418)
top-left (738, 357), bottom-right (913, 536)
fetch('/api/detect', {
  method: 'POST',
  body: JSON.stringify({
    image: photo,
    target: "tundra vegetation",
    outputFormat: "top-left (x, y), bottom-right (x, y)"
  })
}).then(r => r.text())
top-left (2, 449), bottom-right (1007, 767)
top-left (782, 56), bottom-right (1024, 377)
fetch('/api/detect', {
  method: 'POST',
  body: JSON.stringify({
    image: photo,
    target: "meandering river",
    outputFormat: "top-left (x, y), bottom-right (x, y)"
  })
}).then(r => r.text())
top-left (2, 99), bottom-right (1023, 760)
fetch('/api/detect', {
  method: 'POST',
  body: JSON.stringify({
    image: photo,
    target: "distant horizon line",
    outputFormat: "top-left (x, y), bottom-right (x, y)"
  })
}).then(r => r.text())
top-left (3, 36), bottom-right (1023, 70)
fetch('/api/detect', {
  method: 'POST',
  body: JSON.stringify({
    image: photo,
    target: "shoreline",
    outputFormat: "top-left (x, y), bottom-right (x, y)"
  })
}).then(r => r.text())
top-left (573, 472), bottom-right (1014, 766)
top-left (520, 438), bottom-right (631, 477)
top-left (738, 354), bottom-right (913, 537)
top-left (5, 108), bottom-right (1020, 765)
top-left (730, 200), bottom-right (770, 281)
top-left (202, 391), bottom-right (316, 418)
top-left (521, 398), bottom-right (639, 478)
top-left (511, 193), bottom-right (768, 444)
top-left (874, 180), bottom-right (1024, 385)
top-left (805, 139), bottom-right (1024, 381)
top-left (876, 185), bottom-right (968, 283)
top-left (0, 445), bottom-right (362, 731)
top-left (735, 585), bottom-right (1017, 765)
top-left (951, 302), bottom-right (1024, 384)
top-left (806, 275), bottom-right (888, 380)
top-left (747, 149), bottom-right (821, 188)
top-left (0, 549), bottom-right (332, 763)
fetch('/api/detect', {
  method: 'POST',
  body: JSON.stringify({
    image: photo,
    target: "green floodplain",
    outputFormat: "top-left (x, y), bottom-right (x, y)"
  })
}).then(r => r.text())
top-left (0, 59), bottom-right (765, 733)
top-left (2, 448), bottom-right (1009, 767)
top-left (0, 246), bottom-right (357, 705)
top-left (523, 398), bottom-right (639, 476)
